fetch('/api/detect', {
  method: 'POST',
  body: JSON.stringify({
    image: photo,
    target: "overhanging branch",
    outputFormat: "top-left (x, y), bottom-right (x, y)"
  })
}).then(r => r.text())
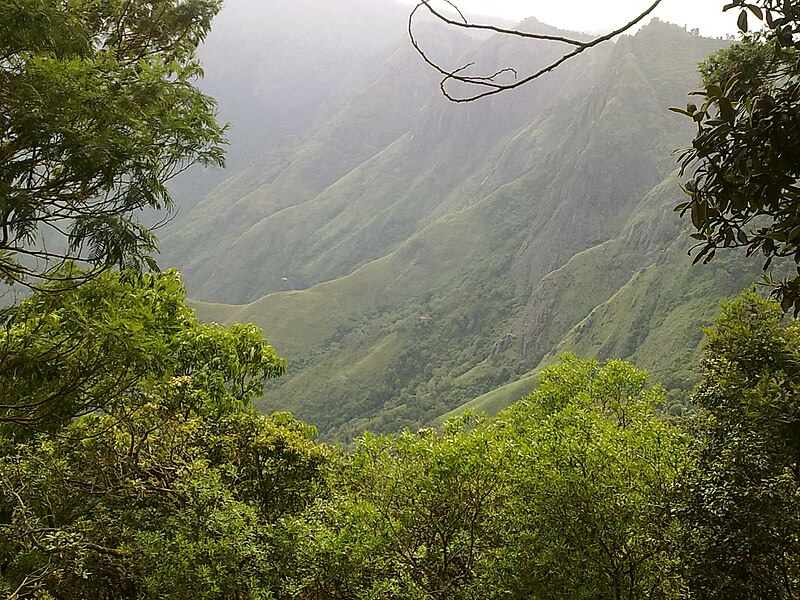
top-left (409, 0), bottom-right (666, 102)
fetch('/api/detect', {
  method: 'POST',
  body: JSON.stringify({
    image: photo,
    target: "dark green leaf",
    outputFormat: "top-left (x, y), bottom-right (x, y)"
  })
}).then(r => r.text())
top-left (738, 9), bottom-right (749, 31)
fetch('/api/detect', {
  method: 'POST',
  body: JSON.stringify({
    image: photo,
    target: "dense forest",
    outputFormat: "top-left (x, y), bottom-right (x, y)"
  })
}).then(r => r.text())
top-left (2, 0), bottom-right (800, 598)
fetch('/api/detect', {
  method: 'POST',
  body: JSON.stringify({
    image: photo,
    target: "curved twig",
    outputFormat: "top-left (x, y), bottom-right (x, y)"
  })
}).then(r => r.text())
top-left (409, 0), bottom-right (666, 102)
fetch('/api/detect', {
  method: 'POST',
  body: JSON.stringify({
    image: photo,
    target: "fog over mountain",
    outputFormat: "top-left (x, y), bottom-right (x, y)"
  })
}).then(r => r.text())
top-left (159, 0), bottom-right (759, 439)
top-left (166, 0), bottom-right (409, 211)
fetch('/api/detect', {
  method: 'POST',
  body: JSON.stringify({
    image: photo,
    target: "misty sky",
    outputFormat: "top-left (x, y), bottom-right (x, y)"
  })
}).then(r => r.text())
top-left (412, 0), bottom-right (739, 37)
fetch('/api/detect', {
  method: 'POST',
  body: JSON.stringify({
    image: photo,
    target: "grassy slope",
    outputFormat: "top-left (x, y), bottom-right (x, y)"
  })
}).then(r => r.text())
top-left (446, 241), bottom-right (762, 421)
top-left (190, 23), bottom-right (751, 439)
top-left (195, 173), bottom-right (531, 438)
top-left (438, 368), bottom-right (543, 422)
top-left (193, 196), bottom-right (494, 357)
top-left (446, 169), bottom-right (763, 419)
top-left (547, 248), bottom-right (761, 390)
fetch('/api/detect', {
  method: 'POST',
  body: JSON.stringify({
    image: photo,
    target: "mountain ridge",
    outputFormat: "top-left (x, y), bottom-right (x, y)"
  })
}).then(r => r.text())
top-left (171, 13), bottom-right (759, 438)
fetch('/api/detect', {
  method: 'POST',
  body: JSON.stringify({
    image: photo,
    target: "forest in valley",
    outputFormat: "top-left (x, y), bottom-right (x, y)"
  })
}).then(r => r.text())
top-left (2, 0), bottom-right (800, 598)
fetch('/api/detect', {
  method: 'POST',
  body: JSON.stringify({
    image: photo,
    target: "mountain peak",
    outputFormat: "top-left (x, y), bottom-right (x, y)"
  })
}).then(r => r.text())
top-left (513, 16), bottom-right (592, 41)
top-left (635, 17), bottom-right (712, 40)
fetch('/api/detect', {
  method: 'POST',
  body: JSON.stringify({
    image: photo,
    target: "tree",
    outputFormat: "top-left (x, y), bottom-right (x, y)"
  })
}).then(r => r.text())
top-left (492, 356), bottom-right (689, 600)
top-left (675, 290), bottom-right (800, 599)
top-left (0, 0), bottom-right (226, 289)
top-left (291, 415), bottom-right (510, 600)
top-left (673, 1), bottom-right (800, 315)
top-left (0, 400), bottom-right (328, 599)
top-left (0, 266), bottom-right (284, 435)
top-left (0, 267), bottom-right (327, 599)
top-left (291, 356), bottom-right (690, 600)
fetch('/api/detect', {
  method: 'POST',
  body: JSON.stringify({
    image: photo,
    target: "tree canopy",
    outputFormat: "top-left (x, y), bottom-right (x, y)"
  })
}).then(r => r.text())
top-left (289, 356), bottom-right (689, 599)
top-left (0, 0), bottom-right (226, 289)
top-left (0, 267), bottom-right (284, 436)
top-left (0, 268), bottom-right (319, 598)
top-left (676, 289), bottom-right (800, 598)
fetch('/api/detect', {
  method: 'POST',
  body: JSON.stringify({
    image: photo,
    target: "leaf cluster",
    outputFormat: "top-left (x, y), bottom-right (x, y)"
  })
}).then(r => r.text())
top-left (674, 0), bottom-right (800, 314)
top-left (0, 267), bottom-right (326, 599)
top-left (289, 357), bottom-right (689, 600)
top-left (0, 267), bottom-right (284, 435)
top-left (674, 289), bottom-right (800, 598)
top-left (0, 0), bottom-right (226, 288)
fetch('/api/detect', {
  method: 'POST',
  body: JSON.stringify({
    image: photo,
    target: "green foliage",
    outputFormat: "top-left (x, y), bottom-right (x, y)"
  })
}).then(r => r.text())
top-left (675, 0), bottom-right (800, 314)
top-left (0, 268), bottom-right (326, 598)
top-left (199, 411), bottom-right (327, 520)
top-left (4, 281), bottom-right (798, 598)
top-left (493, 356), bottom-right (688, 600)
top-left (676, 289), bottom-right (800, 598)
top-left (698, 38), bottom-right (781, 98)
top-left (291, 356), bottom-right (689, 599)
top-left (293, 417), bottom-right (509, 599)
top-left (0, 267), bottom-right (284, 434)
top-left (5, 2), bottom-right (799, 594)
top-left (0, 404), bottom-right (327, 598)
top-left (0, 0), bottom-right (226, 287)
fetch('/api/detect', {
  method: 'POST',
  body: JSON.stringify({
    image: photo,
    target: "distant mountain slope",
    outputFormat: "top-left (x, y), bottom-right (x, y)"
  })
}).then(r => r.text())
top-left (164, 0), bottom-right (410, 213)
top-left (180, 18), bottom-right (761, 439)
top-left (165, 26), bottom-right (476, 301)
top-left (165, 16), bottom-right (612, 303)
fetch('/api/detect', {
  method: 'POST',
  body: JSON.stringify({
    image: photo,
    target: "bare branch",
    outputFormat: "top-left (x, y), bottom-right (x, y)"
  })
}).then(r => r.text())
top-left (409, 0), bottom-right (666, 102)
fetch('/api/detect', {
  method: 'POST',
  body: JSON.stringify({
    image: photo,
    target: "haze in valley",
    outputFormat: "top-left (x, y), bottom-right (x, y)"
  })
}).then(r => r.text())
top-left (158, 0), bottom-right (762, 439)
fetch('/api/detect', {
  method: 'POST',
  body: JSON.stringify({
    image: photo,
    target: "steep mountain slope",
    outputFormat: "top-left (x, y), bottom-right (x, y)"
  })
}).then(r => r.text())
top-left (183, 20), bottom-right (763, 439)
top-left (164, 0), bottom-right (410, 214)
top-left (166, 17), bottom-right (611, 303)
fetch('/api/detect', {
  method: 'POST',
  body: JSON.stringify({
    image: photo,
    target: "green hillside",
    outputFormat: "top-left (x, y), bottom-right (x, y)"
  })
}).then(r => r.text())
top-left (165, 18), bottom-right (612, 303)
top-left (185, 20), bottom-right (762, 439)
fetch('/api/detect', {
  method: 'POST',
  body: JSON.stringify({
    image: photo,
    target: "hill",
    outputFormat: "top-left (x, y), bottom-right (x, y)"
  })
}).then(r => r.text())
top-left (166, 10), bottom-right (762, 439)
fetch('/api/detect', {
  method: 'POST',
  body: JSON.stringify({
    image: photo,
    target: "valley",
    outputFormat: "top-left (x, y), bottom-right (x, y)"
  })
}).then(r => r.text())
top-left (159, 4), bottom-right (762, 439)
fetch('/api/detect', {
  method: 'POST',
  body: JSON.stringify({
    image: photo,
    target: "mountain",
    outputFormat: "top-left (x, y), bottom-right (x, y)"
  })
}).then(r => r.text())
top-left (165, 9), bottom-right (763, 439)
top-left (164, 0), bottom-right (410, 214)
